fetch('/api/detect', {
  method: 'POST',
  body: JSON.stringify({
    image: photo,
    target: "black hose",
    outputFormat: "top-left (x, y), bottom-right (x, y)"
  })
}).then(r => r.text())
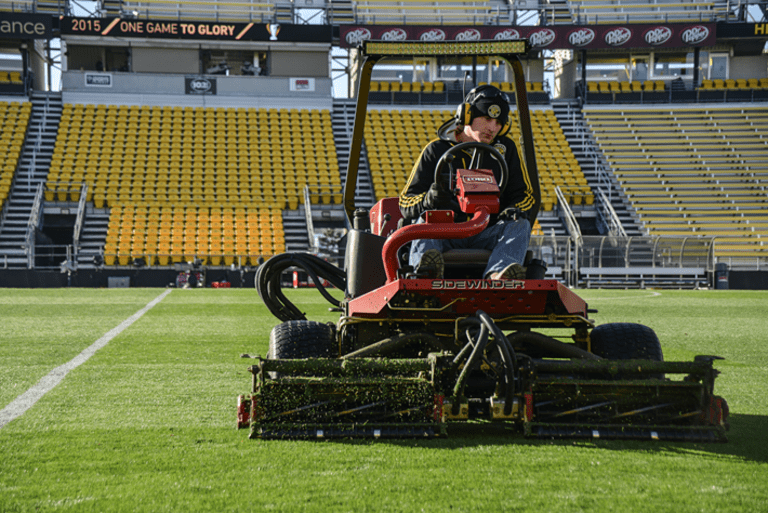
top-left (454, 317), bottom-right (513, 413)
top-left (452, 337), bottom-right (475, 368)
top-left (342, 332), bottom-right (448, 359)
top-left (255, 253), bottom-right (347, 322)
top-left (452, 322), bottom-right (489, 414)
top-left (477, 310), bottom-right (517, 415)
top-left (506, 331), bottom-right (600, 361)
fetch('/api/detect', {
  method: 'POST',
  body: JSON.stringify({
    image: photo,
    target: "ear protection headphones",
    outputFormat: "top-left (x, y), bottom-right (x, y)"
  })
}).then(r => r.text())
top-left (455, 84), bottom-right (512, 138)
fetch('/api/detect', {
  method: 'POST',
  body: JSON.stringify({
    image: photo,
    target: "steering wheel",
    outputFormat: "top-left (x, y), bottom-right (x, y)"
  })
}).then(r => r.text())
top-left (433, 141), bottom-right (509, 197)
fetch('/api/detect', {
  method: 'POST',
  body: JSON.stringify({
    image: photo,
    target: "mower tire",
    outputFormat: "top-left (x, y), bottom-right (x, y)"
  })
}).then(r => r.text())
top-left (268, 320), bottom-right (337, 360)
top-left (590, 322), bottom-right (664, 379)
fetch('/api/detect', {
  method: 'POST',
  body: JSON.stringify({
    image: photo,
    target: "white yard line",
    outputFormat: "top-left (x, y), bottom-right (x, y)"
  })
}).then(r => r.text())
top-left (585, 291), bottom-right (662, 301)
top-left (0, 289), bottom-right (172, 430)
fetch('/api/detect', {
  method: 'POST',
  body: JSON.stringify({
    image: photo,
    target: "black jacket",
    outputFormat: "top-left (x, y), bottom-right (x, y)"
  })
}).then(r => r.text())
top-left (399, 135), bottom-right (540, 224)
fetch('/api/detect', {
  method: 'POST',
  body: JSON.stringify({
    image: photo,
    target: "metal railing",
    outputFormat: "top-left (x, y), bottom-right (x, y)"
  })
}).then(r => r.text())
top-left (34, 244), bottom-right (74, 270)
top-left (303, 185), bottom-right (317, 253)
top-left (528, 234), bottom-right (576, 287)
top-left (577, 235), bottom-right (716, 270)
top-left (595, 187), bottom-right (626, 238)
top-left (25, 182), bottom-right (44, 269)
top-left (555, 185), bottom-right (582, 244)
top-left (72, 183), bottom-right (88, 258)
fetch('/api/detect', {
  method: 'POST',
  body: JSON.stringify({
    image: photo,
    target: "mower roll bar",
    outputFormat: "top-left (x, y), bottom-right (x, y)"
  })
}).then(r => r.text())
top-left (342, 39), bottom-right (541, 227)
top-left (381, 206), bottom-right (492, 283)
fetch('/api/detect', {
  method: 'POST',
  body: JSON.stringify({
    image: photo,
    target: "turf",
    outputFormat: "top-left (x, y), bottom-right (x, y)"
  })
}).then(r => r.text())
top-left (0, 288), bottom-right (766, 512)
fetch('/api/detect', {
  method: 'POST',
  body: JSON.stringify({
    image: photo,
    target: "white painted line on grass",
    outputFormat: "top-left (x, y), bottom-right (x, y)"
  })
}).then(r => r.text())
top-left (0, 289), bottom-right (173, 430)
top-left (586, 291), bottom-right (662, 301)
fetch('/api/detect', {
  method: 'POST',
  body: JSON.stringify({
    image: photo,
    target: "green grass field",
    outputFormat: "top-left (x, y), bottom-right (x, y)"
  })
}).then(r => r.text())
top-left (1, 288), bottom-right (767, 512)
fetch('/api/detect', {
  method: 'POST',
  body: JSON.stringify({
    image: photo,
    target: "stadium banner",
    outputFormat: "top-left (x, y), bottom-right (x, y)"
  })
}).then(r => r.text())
top-left (61, 17), bottom-right (331, 42)
top-left (340, 23), bottom-right (716, 50)
top-left (0, 13), bottom-right (53, 39)
top-left (716, 22), bottom-right (768, 39)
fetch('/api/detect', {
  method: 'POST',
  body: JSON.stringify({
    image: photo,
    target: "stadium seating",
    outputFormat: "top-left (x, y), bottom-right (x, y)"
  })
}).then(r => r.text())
top-left (102, 204), bottom-right (284, 266)
top-left (569, 0), bottom-right (721, 24)
top-left (352, 0), bottom-right (500, 25)
top-left (698, 78), bottom-right (768, 101)
top-left (118, 0), bottom-right (275, 22)
top-left (364, 107), bottom-right (591, 211)
top-left (49, 103), bottom-right (337, 265)
top-left (700, 78), bottom-right (768, 91)
top-left (0, 71), bottom-right (23, 85)
top-left (0, 101), bottom-right (31, 210)
top-left (585, 105), bottom-right (768, 259)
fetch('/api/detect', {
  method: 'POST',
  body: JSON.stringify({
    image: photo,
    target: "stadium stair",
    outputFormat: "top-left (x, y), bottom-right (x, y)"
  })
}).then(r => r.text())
top-left (283, 209), bottom-right (310, 253)
top-left (328, 0), bottom-right (355, 23)
top-left (76, 205), bottom-right (110, 269)
top-left (279, 100), bottom-right (371, 255)
top-left (0, 92), bottom-right (61, 268)
top-left (543, 0), bottom-right (574, 24)
top-left (332, 99), bottom-right (375, 210)
top-left (552, 100), bottom-right (644, 237)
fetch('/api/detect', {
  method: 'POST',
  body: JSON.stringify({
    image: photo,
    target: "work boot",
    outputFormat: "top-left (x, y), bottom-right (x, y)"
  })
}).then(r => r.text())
top-left (415, 249), bottom-right (444, 279)
top-left (487, 262), bottom-right (525, 281)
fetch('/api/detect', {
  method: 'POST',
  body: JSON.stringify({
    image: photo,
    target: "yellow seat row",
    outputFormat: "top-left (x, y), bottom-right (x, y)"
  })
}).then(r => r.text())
top-left (50, 103), bottom-right (341, 211)
top-left (365, 107), bottom-right (592, 210)
top-left (701, 78), bottom-right (768, 90)
top-left (371, 81), bottom-right (446, 93)
top-left (103, 205), bottom-right (285, 266)
top-left (0, 101), bottom-right (32, 208)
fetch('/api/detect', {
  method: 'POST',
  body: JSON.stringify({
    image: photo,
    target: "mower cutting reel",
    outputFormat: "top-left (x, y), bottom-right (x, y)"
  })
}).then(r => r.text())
top-left (241, 39), bottom-right (729, 442)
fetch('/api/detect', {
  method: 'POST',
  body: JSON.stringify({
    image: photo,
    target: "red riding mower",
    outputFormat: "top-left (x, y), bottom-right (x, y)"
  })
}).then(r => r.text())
top-left (240, 40), bottom-right (729, 441)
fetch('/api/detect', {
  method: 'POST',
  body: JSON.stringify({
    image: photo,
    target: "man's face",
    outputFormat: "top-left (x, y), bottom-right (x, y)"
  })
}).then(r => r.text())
top-left (463, 115), bottom-right (502, 144)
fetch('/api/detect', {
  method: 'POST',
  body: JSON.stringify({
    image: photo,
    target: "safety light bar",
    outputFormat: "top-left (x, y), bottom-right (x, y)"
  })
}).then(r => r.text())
top-left (361, 39), bottom-right (529, 58)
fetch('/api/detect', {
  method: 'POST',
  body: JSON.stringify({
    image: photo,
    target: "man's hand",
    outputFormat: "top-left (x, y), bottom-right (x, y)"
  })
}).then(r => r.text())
top-left (498, 207), bottom-right (528, 221)
top-left (424, 183), bottom-right (453, 210)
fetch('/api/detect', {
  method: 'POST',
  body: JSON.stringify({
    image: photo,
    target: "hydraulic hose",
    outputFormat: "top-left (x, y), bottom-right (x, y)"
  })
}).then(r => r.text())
top-left (506, 331), bottom-right (600, 361)
top-left (452, 322), bottom-right (490, 414)
top-left (342, 332), bottom-right (449, 359)
top-left (477, 310), bottom-right (517, 415)
top-left (255, 252), bottom-right (347, 322)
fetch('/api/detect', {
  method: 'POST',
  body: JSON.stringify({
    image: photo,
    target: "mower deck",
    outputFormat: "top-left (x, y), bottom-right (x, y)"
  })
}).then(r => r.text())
top-left (241, 352), bottom-right (728, 441)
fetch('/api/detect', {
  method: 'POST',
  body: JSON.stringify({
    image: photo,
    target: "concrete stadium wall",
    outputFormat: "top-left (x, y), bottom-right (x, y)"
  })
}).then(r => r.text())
top-left (61, 71), bottom-right (334, 108)
top-left (730, 55), bottom-right (768, 80)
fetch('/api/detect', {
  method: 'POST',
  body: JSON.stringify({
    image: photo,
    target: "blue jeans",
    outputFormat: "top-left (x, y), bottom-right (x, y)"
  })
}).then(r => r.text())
top-left (408, 218), bottom-right (532, 278)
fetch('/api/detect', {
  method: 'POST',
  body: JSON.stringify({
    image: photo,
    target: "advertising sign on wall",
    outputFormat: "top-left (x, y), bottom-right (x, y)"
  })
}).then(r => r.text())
top-left (339, 23), bottom-right (716, 51)
top-left (85, 73), bottom-right (112, 87)
top-left (185, 77), bottom-right (217, 95)
top-left (0, 13), bottom-right (53, 39)
top-left (289, 78), bottom-right (315, 92)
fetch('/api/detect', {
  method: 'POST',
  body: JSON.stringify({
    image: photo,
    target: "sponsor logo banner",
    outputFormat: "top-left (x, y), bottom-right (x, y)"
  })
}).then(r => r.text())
top-left (185, 77), bottom-right (216, 95)
top-left (715, 22), bottom-right (768, 39)
top-left (0, 13), bottom-right (52, 39)
top-left (340, 23), bottom-right (715, 50)
top-left (290, 78), bottom-right (315, 92)
top-left (85, 73), bottom-right (112, 87)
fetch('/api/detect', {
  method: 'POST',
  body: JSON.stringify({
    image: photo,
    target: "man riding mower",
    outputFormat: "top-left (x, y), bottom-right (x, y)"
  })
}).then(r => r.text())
top-left (241, 40), bottom-right (729, 442)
